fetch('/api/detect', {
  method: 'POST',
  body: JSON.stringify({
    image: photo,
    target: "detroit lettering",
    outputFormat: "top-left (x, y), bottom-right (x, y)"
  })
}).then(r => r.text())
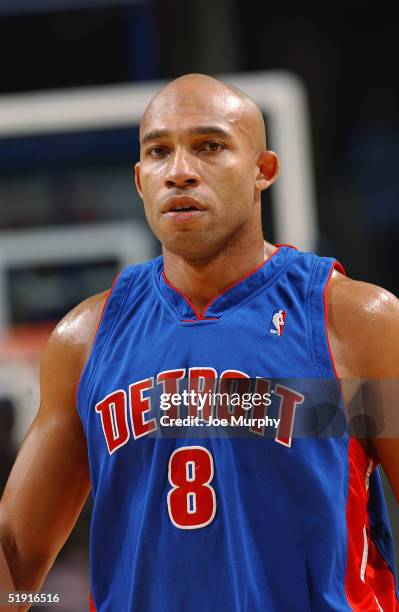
top-left (95, 367), bottom-right (305, 454)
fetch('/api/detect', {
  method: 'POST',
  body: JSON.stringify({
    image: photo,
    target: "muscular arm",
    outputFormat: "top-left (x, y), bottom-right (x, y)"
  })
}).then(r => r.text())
top-left (0, 290), bottom-right (108, 601)
top-left (327, 272), bottom-right (399, 502)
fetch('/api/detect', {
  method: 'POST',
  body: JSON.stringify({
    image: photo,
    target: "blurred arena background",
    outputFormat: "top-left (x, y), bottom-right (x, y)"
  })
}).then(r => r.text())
top-left (0, 0), bottom-right (398, 609)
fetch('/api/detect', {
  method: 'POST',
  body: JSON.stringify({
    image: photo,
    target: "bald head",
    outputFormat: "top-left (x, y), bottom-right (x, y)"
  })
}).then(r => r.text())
top-left (140, 73), bottom-right (267, 153)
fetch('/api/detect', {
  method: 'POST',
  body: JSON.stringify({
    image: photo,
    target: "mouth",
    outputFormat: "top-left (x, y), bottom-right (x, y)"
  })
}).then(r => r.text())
top-left (161, 196), bottom-right (207, 214)
top-left (161, 197), bottom-right (207, 223)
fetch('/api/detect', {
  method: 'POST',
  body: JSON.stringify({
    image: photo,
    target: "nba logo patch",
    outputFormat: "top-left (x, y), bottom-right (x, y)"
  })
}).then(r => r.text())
top-left (269, 309), bottom-right (286, 336)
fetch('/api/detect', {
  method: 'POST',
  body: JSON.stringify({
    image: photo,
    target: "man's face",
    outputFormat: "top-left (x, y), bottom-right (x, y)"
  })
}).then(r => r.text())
top-left (135, 82), bottom-right (274, 259)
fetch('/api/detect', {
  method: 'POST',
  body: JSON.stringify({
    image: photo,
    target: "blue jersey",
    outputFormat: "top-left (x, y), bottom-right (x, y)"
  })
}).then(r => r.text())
top-left (77, 245), bottom-right (399, 611)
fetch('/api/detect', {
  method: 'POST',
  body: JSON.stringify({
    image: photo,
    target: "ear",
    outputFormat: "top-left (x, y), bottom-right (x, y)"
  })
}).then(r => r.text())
top-left (255, 151), bottom-right (280, 191)
top-left (134, 162), bottom-right (143, 198)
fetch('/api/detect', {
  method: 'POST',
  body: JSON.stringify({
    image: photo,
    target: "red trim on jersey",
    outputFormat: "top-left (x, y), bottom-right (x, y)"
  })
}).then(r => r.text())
top-left (162, 271), bottom-right (202, 318)
top-left (90, 592), bottom-right (96, 611)
top-left (181, 317), bottom-right (219, 322)
top-left (275, 242), bottom-right (347, 278)
top-left (93, 273), bottom-right (122, 340)
top-left (74, 272), bottom-right (121, 408)
top-left (323, 260), bottom-right (346, 379)
top-left (345, 439), bottom-right (399, 610)
top-left (332, 259), bottom-right (346, 276)
top-left (162, 245), bottom-right (283, 320)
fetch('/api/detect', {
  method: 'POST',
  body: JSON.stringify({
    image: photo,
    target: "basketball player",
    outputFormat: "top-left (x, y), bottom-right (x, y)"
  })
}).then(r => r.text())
top-left (1, 74), bottom-right (399, 611)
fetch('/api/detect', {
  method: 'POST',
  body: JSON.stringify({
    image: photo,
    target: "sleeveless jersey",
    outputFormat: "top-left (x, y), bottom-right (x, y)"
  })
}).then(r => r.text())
top-left (77, 245), bottom-right (399, 611)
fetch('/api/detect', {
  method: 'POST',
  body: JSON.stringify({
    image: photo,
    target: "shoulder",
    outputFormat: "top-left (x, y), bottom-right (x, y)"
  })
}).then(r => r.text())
top-left (51, 290), bottom-right (109, 346)
top-left (326, 269), bottom-right (399, 378)
top-left (41, 290), bottom-right (110, 388)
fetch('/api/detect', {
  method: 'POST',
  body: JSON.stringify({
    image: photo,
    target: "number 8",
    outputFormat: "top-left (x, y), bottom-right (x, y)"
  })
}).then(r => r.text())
top-left (167, 445), bottom-right (216, 529)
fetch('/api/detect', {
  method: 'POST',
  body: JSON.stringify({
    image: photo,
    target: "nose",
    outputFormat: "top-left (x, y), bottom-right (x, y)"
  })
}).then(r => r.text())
top-left (164, 147), bottom-right (201, 189)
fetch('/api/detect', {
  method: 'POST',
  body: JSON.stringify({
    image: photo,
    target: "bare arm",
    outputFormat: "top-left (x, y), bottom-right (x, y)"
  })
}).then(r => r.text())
top-left (0, 290), bottom-right (108, 602)
top-left (327, 272), bottom-right (399, 502)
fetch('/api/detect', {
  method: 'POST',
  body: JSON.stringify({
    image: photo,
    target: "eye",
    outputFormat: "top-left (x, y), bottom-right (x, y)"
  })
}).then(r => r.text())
top-left (199, 141), bottom-right (225, 153)
top-left (148, 146), bottom-right (168, 157)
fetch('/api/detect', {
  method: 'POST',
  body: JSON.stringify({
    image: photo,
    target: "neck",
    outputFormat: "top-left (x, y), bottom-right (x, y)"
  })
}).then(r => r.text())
top-left (162, 236), bottom-right (277, 316)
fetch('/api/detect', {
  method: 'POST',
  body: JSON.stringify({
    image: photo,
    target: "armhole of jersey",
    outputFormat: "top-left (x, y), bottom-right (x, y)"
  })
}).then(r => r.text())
top-left (308, 255), bottom-right (345, 380)
top-left (323, 258), bottom-right (346, 379)
top-left (306, 255), bottom-right (355, 427)
top-left (75, 266), bottom-right (136, 427)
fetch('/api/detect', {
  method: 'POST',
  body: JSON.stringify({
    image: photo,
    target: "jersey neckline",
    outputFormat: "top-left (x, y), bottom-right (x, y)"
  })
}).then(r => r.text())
top-left (153, 245), bottom-right (295, 322)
